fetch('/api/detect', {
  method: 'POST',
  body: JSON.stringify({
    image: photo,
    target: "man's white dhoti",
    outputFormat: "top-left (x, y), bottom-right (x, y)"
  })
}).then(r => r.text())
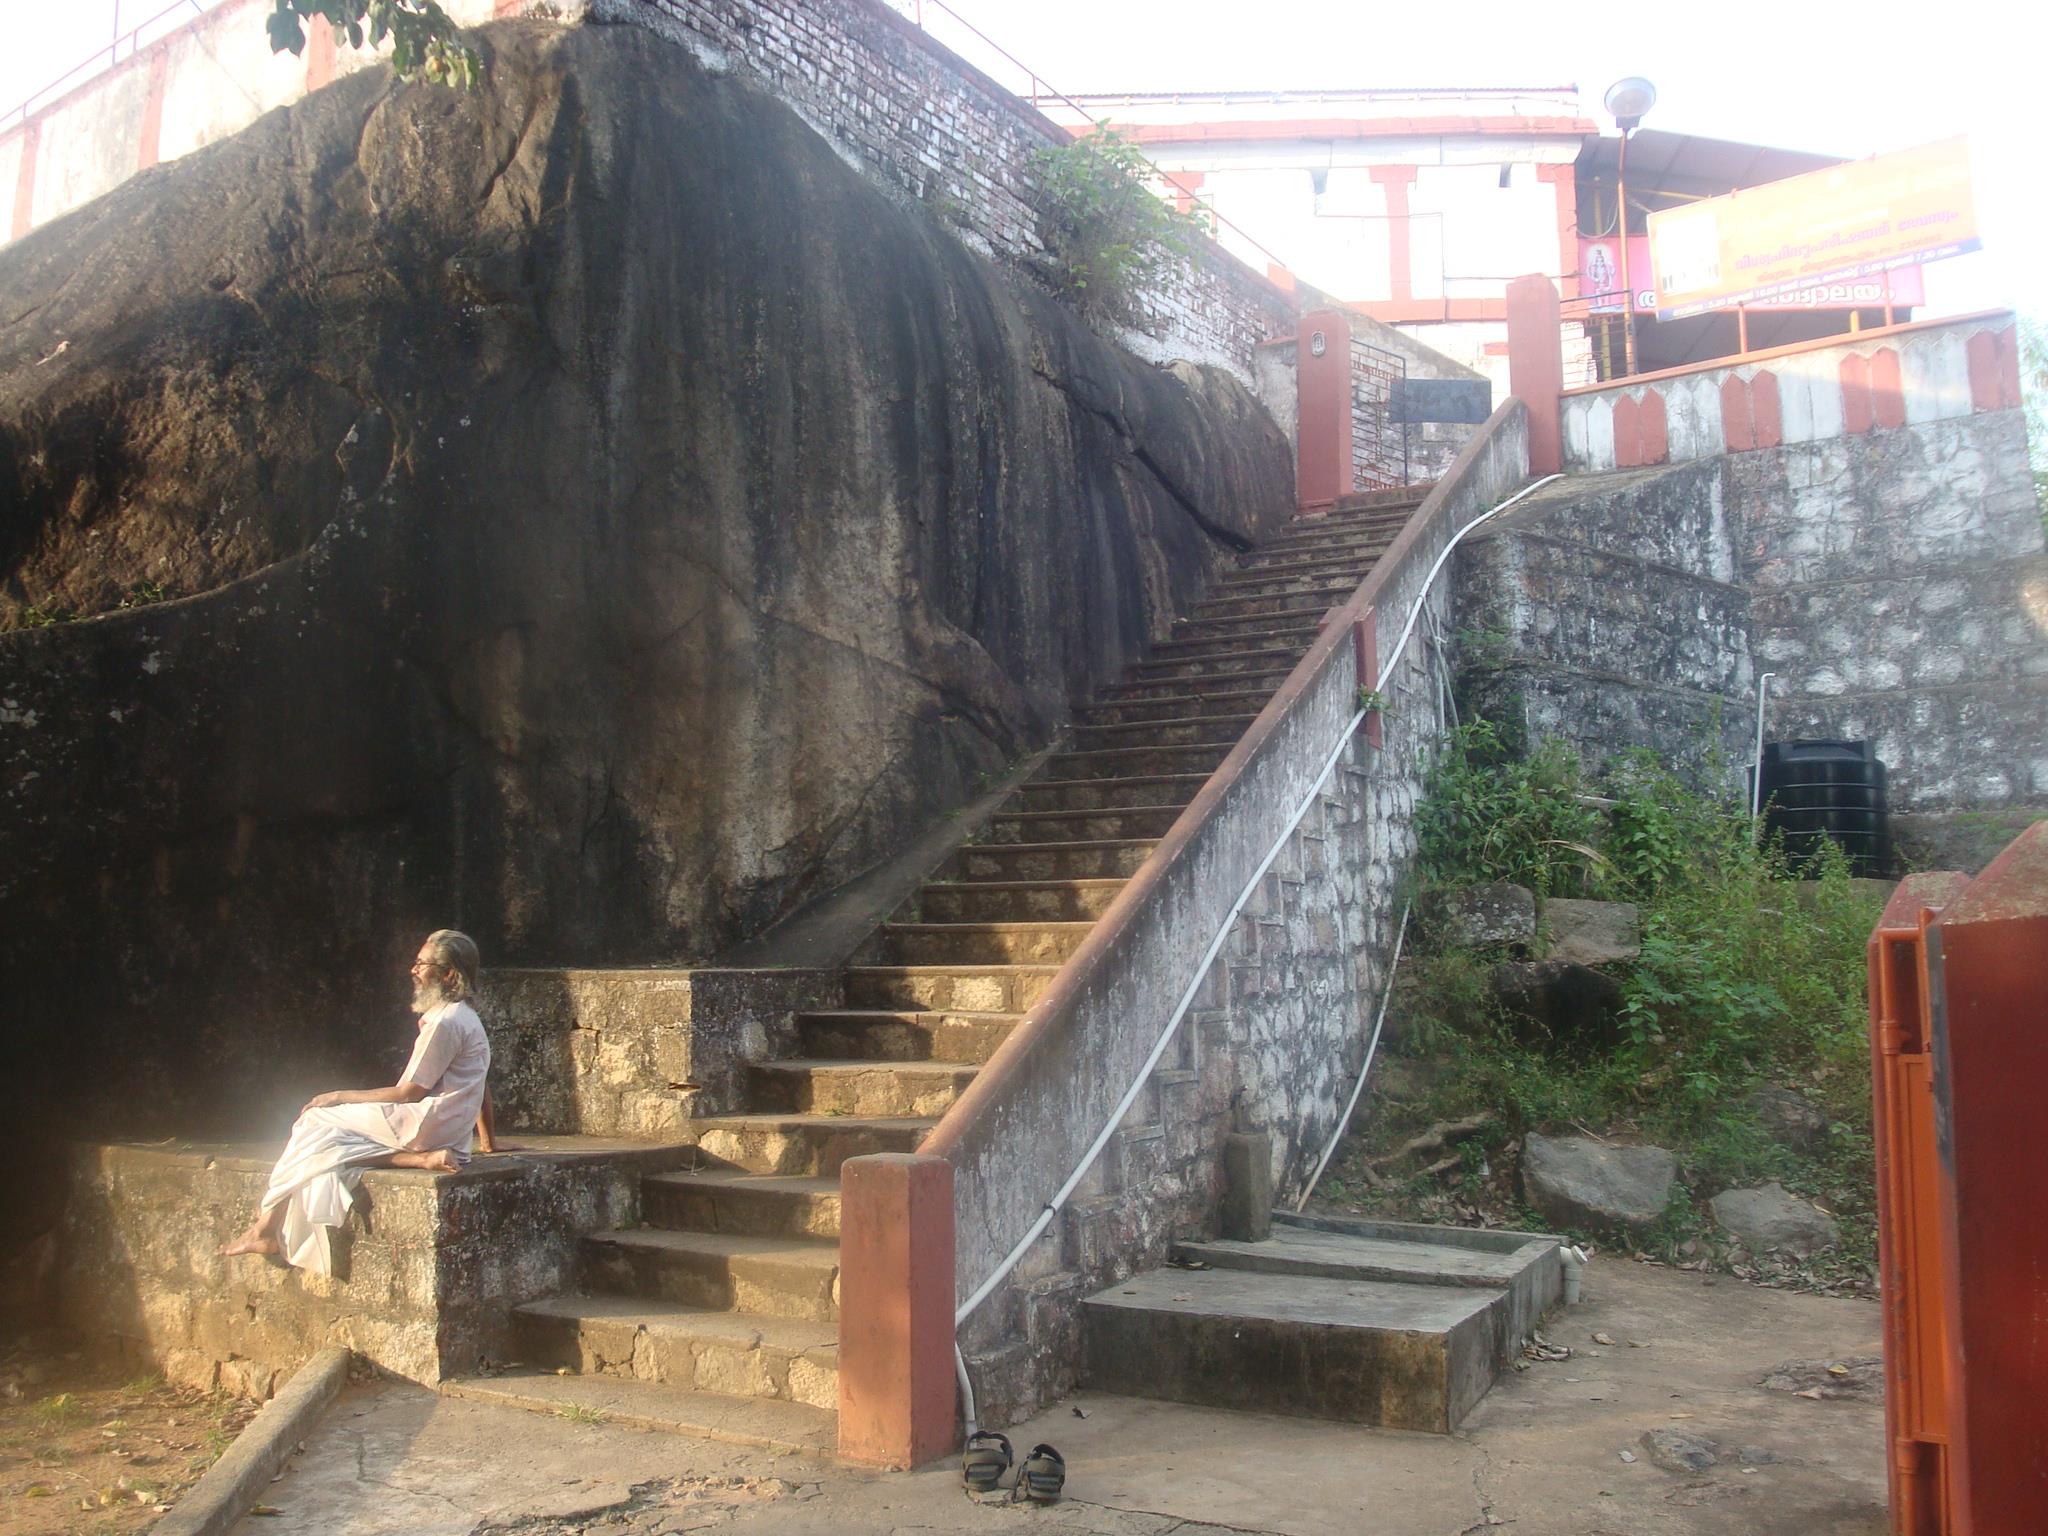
top-left (260, 1105), bottom-right (409, 1275)
top-left (259, 1000), bottom-right (491, 1274)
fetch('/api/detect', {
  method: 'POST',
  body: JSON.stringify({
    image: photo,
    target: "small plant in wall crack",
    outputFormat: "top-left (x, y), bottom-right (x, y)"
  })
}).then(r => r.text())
top-left (1029, 124), bottom-right (1208, 326)
top-left (1357, 687), bottom-right (1389, 713)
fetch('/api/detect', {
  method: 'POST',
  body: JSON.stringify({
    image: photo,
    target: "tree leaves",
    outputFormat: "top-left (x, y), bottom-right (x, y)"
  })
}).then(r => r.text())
top-left (263, 0), bottom-right (482, 89)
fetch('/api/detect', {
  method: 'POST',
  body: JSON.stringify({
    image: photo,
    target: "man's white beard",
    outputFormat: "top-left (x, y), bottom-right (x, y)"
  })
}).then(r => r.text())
top-left (412, 979), bottom-right (451, 1013)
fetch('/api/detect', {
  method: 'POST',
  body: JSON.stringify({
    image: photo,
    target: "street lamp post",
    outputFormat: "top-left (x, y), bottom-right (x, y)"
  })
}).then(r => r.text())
top-left (1603, 77), bottom-right (1657, 377)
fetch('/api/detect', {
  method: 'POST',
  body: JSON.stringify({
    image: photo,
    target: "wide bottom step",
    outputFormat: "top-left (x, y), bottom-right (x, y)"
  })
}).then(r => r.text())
top-left (442, 1370), bottom-right (835, 1457)
top-left (1082, 1266), bottom-right (1505, 1433)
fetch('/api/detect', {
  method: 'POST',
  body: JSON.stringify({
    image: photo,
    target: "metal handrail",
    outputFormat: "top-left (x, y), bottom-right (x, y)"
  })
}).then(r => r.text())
top-left (946, 468), bottom-right (1562, 1434)
top-left (1, 0), bottom-right (223, 135)
top-left (896, 0), bottom-right (1295, 277)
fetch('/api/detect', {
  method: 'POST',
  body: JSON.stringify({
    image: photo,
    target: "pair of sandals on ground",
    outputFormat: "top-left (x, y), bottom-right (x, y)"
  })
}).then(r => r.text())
top-left (962, 1431), bottom-right (1064, 1503)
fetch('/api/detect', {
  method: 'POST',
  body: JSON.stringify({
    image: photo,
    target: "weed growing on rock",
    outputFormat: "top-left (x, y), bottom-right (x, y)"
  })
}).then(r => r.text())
top-left (1029, 125), bottom-right (1207, 327)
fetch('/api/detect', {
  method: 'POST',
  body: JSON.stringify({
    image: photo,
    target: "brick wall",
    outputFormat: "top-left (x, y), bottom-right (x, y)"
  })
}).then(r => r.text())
top-left (597, 0), bottom-right (1298, 377)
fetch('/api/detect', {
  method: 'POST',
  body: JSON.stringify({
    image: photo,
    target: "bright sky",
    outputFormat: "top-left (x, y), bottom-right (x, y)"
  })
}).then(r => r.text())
top-left (5, 0), bottom-right (2036, 321)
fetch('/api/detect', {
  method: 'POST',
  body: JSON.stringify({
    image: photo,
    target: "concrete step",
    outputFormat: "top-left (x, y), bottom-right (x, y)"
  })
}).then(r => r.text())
top-left (581, 1228), bottom-right (840, 1322)
top-left (1248, 531), bottom-right (1395, 563)
top-left (844, 963), bottom-right (1058, 1012)
top-left (1074, 688), bottom-right (1274, 726)
top-left (987, 803), bottom-right (1185, 842)
top-left (513, 1295), bottom-right (839, 1408)
top-left (687, 1111), bottom-right (936, 1175)
top-left (1176, 604), bottom-right (1343, 637)
top-left (946, 837), bottom-right (1156, 881)
top-left (1128, 645), bottom-right (1305, 683)
top-left (796, 1007), bottom-right (1020, 1063)
top-left (1144, 625), bottom-right (1321, 658)
top-left (1213, 554), bottom-right (1378, 589)
top-left (1081, 1265), bottom-right (1504, 1434)
top-left (642, 1169), bottom-right (841, 1239)
top-left (1176, 1220), bottom-right (1557, 1292)
top-left (749, 1058), bottom-right (978, 1117)
top-left (1096, 667), bottom-right (1295, 704)
top-left (442, 1370), bottom-right (834, 1457)
top-left (1043, 742), bottom-right (1231, 780)
top-left (1014, 771), bottom-right (1209, 812)
top-left (1207, 569), bottom-right (1373, 602)
top-left (917, 877), bottom-right (1127, 922)
top-left (1070, 712), bottom-right (1258, 747)
top-left (1188, 583), bottom-right (1356, 622)
top-left (880, 919), bottom-right (1093, 965)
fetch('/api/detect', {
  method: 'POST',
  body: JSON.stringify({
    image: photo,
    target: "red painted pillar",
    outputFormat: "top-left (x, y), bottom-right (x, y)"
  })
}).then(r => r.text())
top-left (1505, 274), bottom-right (1563, 475)
top-left (11, 120), bottom-right (40, 241)
top-left (1370, 166), bottom-right (1418, 304)
top-left (305, 21), bottom-right (337, 91)
top-left (137, 48), bottom-right (171, 172)
top-left (1296, 307), bottom-right (1354, 510)
top-left (837, 1153), bottom-right (957, 1468)
top-left (1536, 164), bottom-right (1579, 299)
top-left (1928, 822), bottom-right (2048, 1531)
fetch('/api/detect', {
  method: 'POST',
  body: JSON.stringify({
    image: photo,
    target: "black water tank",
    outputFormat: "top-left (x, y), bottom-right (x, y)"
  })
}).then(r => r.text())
top-left (1754, 740), bottom-right (1893, 877)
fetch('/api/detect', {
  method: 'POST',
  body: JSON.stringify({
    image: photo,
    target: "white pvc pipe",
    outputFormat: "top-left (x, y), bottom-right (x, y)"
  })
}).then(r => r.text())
top-left (947, 472), bottom-right (1562, 1432)
top-left (1751, 671), bottom-right (1777, 817)
top-left (1294, 898), bottom-right (1411, 1212)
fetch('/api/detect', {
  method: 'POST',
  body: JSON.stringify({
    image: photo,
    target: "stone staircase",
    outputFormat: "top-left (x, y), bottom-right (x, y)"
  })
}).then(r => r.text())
top-left (445, 488), bottom-right (1429, 1451)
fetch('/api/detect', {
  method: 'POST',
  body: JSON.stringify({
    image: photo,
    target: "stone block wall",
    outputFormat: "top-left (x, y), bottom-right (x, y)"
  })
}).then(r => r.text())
top-left (941, 410), bottom-right (1533, 1428)
top-left (480, 967), bottom-right (839, 1136)
top-left (599, 0), bottom-right (1297, 378)
top-left (60, 1141), bottom-right (680, 1395)
top-left (1453, 406), bottom-right (2048, 814)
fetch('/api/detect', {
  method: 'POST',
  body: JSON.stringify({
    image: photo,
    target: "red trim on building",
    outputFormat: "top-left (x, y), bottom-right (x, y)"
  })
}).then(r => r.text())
top-left (10, 122), bottom-right (39, 241)
top-left (1966, 330), bottom-right (2003, 413)
top-left (306, 22), bottom-right (337, 92)
top-left (1752, 371), bottom-right (1783, 449)
top-left (1612, 394), bottom-right (1642, 468)
top-left (1265, 262), bottom-right (1296, 292)
top-left (1370, 165), bottom-right (1417, 304)
top-left (1721, 374), bottom-right (1755, 453)
top-left (1163, 168), bottom-right (1205, 215)
top-left (1354, 298), bottom-right (1509, 324)
top-left (1638, 390), bottom-right (1669, 465)
top-left (1535, 163), bottom-right (1577, 297)
top-left (1840, 353), bottom-right (1874, 436)
top-left (1871, 348), bottom-right (1906, 431)
top-left (1116, 116), bottom-right (1598, 145)
top-left (136, 48), bottom-right (170, 172)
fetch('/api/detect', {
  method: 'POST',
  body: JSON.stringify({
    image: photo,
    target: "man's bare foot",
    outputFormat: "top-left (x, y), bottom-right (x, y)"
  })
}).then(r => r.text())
top-left (388, 1148), bottom-right (459, 1173)
top-left (218, 1230), bottom-right (281, 1258)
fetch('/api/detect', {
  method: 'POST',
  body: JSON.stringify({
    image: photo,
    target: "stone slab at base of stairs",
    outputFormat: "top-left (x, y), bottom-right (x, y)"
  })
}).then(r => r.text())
top-left (1082, 1213), bottom-right (1563, 1434)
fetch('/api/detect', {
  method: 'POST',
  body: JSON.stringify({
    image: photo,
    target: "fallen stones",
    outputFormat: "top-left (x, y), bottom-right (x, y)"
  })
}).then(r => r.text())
top-left (1760, 1355), bottom-right (1883, 1402)
top-left (1438, 882), bottom-right (1537, 947)
top-left (1541, 899), bottom-right (1641, 965)
top-left (1709, 1182), bottom-right (1840, 1257)
top-left (1639, 1427), bottom-right (1720, 1473)
top-left (1490, 960), bottom-right (1623, 1046)
top-left (1745, 1083), bottom-right (1831, 1156)
top-left (1520, 1133), bottom-right (1678, 1232)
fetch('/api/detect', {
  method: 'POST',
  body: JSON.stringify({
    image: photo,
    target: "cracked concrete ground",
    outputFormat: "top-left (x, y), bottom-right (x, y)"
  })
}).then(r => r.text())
top-left (231, 1256), bottom-right (1886, 1536)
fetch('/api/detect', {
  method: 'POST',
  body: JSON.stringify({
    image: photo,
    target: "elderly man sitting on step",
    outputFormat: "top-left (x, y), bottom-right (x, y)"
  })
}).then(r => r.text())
top-left (219, 929), bottom-right (499, 1273)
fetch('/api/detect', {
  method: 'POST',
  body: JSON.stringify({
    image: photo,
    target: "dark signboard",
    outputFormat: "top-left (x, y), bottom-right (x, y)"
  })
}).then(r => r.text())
top-left (1387, 378), bottom-right (1492, 425)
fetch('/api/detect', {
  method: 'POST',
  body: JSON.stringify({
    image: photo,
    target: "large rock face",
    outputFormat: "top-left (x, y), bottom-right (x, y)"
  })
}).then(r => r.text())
top-left (0, 21), bottom-right (1290, 1188)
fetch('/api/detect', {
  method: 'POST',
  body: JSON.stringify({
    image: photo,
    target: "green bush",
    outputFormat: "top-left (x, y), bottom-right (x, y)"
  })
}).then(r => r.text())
top-left (1029, 125), bottom-right (1206, 325)
top-left (1375, 720), bottom-right (1887, 1269)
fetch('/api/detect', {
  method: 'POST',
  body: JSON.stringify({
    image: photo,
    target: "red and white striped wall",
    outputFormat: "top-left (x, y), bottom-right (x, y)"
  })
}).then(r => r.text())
top-left (1557, 314), bottom-right (2024, 474)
